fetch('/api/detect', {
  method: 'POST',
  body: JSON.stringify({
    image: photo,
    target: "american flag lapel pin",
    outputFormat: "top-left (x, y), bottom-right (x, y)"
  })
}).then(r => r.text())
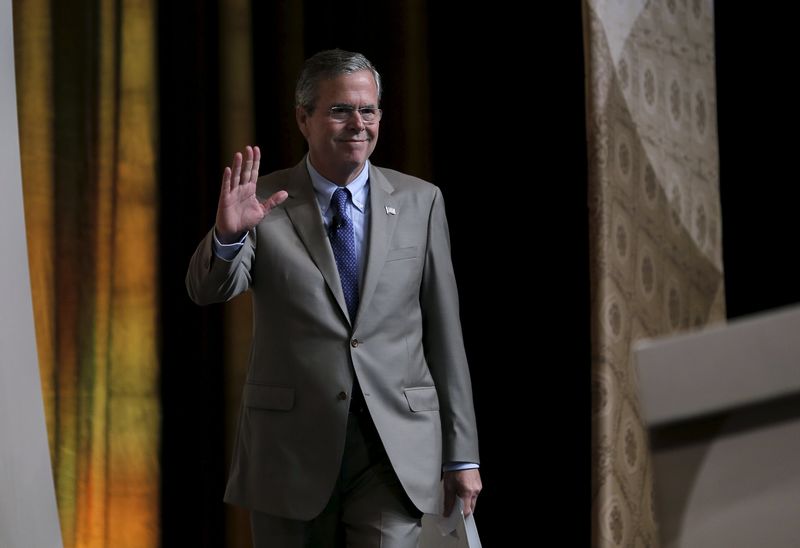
top-left (385, 206), bottom-right (396, 215)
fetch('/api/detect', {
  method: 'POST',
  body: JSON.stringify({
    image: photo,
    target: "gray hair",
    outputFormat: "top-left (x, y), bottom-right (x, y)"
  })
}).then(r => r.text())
top-left (295, 49), bottom-right (382, 113)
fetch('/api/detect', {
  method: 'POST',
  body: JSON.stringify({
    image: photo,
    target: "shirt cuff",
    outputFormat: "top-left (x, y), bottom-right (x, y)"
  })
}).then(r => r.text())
top-left (212, 229), bottom-right (247, 262)
top-left (442, 462), bottom-right (480, 472)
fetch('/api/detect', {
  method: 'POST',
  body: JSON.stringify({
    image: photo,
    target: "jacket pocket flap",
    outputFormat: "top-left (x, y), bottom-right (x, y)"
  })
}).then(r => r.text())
top-left (403, 386), bottom-right (439, 412)
top-left (387, 246), bottom-right (417, 262)
top-left (244, 384), bottom-right (295, 411)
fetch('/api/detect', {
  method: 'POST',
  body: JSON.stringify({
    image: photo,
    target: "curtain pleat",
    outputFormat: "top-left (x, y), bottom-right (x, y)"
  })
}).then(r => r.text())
top-left (13, 0), bottom-right (159, 545)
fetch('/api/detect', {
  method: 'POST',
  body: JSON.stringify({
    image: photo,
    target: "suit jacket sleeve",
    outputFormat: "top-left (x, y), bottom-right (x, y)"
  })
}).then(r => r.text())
top-left (420, 187), bottom-right (480, 465)
top-left (185, 226), bottom-right (256, 305)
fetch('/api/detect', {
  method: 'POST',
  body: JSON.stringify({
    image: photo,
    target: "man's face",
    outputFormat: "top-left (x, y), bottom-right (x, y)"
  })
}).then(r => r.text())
top-left (296, 70), bottom-right (380, 185)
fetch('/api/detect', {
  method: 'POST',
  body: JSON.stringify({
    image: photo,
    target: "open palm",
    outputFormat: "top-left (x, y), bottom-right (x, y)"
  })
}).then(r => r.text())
top-left (215, 146), bottom-right (288, 242)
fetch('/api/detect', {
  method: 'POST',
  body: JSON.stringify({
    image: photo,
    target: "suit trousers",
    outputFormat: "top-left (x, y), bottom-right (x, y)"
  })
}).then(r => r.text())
top-left (250, 410), bottom-right (423, 548)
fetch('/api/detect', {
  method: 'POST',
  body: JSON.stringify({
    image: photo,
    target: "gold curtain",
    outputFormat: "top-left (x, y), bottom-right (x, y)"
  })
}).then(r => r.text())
top-left (583, 0), bottom-right (725, 545)
top-left (13, 0), bottom-right (159, 545)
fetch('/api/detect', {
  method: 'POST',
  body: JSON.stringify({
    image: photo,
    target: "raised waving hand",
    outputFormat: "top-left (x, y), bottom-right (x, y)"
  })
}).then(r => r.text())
top-left (215, 146), bottom-right (288, 243)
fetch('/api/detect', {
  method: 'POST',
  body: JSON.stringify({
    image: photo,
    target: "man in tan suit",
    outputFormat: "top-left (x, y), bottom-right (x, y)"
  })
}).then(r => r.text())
top-left (186, 49), bottom-right (481, 548)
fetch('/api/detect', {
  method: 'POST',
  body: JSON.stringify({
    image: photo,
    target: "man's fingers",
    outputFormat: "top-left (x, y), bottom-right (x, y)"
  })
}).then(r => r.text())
top-left (242, 146), bottom-right (254, 183)
top-left (221, 167), bottom-right (232, 195)
top-left (261, 190), bottom-right (289, 215)
top-left (443, 469), bottom-right (481, 518)
top-left (462, 494), bottom-right (477, 517)
top-left (231, 152), bottom-right (243, 187)
top-left (443, 489), bottom-right (456, 518)
top-left (228, 146), bottom-right (260, 187)
top-left (252, 146), bottom-right (261, 184)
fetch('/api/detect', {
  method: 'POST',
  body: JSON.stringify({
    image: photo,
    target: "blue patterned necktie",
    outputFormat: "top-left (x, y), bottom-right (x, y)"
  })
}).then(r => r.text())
top-left (329, 188), bottom-right (359, 322)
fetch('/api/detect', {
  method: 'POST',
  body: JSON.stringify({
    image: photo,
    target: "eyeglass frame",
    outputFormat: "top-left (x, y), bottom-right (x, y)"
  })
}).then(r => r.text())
top-left (327, 104), bottom-right (382, 124)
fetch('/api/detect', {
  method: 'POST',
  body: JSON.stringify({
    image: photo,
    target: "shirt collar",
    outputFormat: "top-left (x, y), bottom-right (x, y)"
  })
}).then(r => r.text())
top-left (306, 157), bottom-right (370, 215)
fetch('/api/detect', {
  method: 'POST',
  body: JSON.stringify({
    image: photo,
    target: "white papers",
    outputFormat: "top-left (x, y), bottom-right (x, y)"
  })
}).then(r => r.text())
top-left (420, 498), bottom-right (482, 548)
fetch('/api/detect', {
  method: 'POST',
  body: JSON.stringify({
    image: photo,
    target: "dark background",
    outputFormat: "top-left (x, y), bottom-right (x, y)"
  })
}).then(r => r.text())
top-left (158, 2), bottom-right (799, 545)
top-left (715, 4), bottom-right (800, 318)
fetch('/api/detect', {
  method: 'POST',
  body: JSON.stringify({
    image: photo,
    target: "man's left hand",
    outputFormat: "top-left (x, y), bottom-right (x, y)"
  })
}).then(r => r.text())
top-left (443, 468), bottom-right (482, 518)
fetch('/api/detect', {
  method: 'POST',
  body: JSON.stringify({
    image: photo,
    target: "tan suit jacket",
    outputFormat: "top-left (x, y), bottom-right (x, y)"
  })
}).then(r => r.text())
top-left (186, 159), bottom-right (479, 520)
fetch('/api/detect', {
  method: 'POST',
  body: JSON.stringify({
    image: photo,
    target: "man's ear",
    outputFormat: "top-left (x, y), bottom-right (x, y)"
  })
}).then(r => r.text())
top-left (296, 106), bottom-right (309, 139)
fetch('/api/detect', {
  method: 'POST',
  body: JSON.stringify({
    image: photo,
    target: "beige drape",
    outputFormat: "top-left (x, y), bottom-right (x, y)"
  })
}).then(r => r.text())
top-left (13, 0), bottom-right (159, 545)
top-left (583, 1), bottom-right (725, 545)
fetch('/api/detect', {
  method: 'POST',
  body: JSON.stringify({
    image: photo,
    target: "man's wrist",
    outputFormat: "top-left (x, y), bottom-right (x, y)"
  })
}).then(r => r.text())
top-left (214, 226), bottom-right (245, 244)
top-left (212, 228), bottom-right (247, 261)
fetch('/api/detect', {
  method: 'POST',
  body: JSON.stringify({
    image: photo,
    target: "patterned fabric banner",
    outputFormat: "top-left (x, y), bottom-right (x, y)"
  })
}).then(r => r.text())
top-left (583, 1), bottom-right (725, 545)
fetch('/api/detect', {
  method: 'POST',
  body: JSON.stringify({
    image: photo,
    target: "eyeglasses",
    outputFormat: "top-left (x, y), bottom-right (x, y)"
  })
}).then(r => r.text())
top-left (328, 105), bottom-right (382, 124)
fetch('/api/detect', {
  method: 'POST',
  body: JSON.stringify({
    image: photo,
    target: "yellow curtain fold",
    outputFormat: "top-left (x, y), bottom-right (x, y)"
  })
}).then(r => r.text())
top-left (13, 0), bottom-right (159, 545)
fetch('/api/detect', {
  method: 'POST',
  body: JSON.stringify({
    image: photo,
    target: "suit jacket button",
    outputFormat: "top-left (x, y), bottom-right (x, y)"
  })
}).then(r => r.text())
top-left (338, 391), bottom-right (347, 401)
top-left (351, 339), bottom-right (359, 348)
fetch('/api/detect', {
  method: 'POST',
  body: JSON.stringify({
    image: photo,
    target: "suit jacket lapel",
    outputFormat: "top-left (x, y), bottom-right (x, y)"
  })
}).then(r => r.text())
top-left (355, 165), bottom-right (398, 329)
top-left (282, 160), bottom-right (350, 322)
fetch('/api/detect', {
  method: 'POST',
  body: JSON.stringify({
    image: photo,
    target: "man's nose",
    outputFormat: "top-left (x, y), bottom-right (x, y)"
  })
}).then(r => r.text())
top-left (347, 111), bottom-right (366, 131)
